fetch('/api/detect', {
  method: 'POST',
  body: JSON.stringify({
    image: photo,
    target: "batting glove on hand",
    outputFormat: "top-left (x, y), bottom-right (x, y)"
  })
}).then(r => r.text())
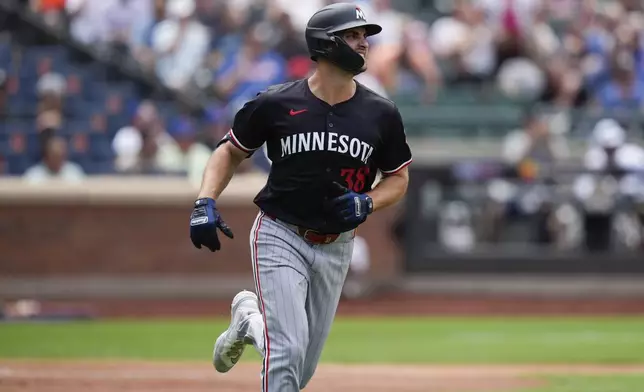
top-left (190, 198), bottom-right (234, 252)
top-left (328, 182), bottom-right (374, 225)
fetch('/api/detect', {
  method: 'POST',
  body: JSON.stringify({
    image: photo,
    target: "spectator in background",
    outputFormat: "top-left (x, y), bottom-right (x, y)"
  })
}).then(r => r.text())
top-left (64, 0), bottom-right (110, 46)
top-left (271, 11), bottom-right (313, 81)
top-left (103, 0), bottom-right (154, 59)
top-left (133, 129), bottom-right (164, 174)
top-left (594, 49), bottom-right (644, 110)
top-left (502, 109), bottom-right (570, 168)
top-left (478, 0), bottom-right (544, 62)
top-left (35, 72), bottom-right (66, 153)
top-left (35, 109), bottom-right (63, 147)
top-left (23, 136), bottom-right (85, 183)
top-left (29, 0), bottom-right (66, 28)
top-left (273, 0), bottom-right (324, 33)
top-left (131, 0), bottom-right (167, 70)
top-left (112, 124), bottom-right (142, 172)
top-left (366, 0), bottom-right (442, 99)
top-left (156, 117), bottom-right (212, 187)
top-left (211, 23), bottom-right (287, 118)
top-left (151, 0), bottom-right (209, 91)
top-left (112, 100), bottom-right (169, 173)
top-left (430, 0), bottom-right (497, 84)
top-left (36, 72), bottom-right (66, 115)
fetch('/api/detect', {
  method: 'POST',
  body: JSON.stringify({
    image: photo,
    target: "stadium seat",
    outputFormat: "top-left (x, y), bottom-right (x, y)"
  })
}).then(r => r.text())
top-left (83, 159), bottom-right (115, 175)
top-left (89, 134), bottom-right (114, 160)
top-left (5, 120), bottom-right (36, 135)
top-left (6, 155), bottom-right (31, 175)
top-left (0, 42), bottom-right (11, 68)
top-left (7, 76), bottom-right (38, 100)
top-left (18, 46), bottom-right (69, 78)
top-left (7, 99), bottom-right (38, 117)
top-left (67, 133), bottom-right (90, 161)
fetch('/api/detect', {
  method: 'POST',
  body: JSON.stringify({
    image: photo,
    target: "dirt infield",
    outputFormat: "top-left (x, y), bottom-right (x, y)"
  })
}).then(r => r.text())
top-left (2, 361), bottom-right (644, 392)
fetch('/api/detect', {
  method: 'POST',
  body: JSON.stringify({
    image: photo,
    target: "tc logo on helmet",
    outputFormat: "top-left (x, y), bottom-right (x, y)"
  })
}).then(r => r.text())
top-left (356, 7), bottom-right (366, 20)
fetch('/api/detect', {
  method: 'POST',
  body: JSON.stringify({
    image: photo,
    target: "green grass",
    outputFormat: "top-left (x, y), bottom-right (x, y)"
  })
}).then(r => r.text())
top-left (521, 375), bottom-right (644, 392)
top-left (0, 317), bottom-right (644, 364)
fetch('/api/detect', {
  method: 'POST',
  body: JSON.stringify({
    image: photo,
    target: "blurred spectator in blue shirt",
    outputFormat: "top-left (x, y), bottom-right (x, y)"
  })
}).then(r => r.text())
top-left (595, 50), bottom-right (644, 110)
top-left (211, 23), bottom-right (287, 119)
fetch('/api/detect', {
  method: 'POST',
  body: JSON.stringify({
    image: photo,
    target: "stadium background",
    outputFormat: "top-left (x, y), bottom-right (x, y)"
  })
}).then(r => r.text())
top-left (1, 0), bottom-right (644, 391)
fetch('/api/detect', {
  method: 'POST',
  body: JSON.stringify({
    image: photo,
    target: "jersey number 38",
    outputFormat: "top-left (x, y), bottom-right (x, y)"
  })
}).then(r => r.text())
top-left (340, 167), bottom-right (370, 193)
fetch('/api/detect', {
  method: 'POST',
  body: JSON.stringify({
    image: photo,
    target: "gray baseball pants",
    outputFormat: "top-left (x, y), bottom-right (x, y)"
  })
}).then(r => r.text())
top-left (249, 210), bottom-right (355, 391)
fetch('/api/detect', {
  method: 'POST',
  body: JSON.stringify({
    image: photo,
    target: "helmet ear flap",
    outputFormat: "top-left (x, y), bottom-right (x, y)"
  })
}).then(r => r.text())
top-left (305, 27), bottom-right (365, 75)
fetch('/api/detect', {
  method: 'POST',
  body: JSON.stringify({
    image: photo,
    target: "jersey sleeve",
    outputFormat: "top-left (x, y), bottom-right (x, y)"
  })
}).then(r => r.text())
top-left (224, 93), bottom-right (270, 154)
top-left (376, 106), bottom-right (413, 175)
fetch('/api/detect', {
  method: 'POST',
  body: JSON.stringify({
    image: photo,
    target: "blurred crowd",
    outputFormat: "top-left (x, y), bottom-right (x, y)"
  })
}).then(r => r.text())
top-left (5, 0), bottom-right (644, 186)
top-left (30, 0), bottom-right (644, 107)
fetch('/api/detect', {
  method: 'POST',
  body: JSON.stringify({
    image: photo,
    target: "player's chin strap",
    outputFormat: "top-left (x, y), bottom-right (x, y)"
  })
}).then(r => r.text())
top-left (308, 28), bottom-right (365, 75)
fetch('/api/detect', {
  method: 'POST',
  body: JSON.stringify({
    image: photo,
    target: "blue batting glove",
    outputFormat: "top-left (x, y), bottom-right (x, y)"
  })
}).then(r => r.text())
top-left (328, 182), bottom-right (374, 225)
top-left (190, 198), bottom-right (234, 252)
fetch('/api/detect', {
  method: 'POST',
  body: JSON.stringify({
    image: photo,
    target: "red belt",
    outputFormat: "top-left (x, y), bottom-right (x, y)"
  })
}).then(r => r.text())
top-left (264, 214), bottom-right (340, 245)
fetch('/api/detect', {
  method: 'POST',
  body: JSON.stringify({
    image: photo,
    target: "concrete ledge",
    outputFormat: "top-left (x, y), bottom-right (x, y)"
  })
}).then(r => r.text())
top-left (0, 276), bottom-right (255, 300)
top-left (399, 274), bottom-right (644, 298)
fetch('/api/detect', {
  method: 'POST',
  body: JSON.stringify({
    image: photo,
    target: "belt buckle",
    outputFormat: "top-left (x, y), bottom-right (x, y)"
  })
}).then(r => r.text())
top-left (302, 229), bottom-right (318, 243)
top-left (302, 229), bottom-right (334, 244)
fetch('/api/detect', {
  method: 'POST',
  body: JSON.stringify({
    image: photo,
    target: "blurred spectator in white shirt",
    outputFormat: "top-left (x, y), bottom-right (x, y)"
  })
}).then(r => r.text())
top-left (430, 0), bottom-right (497, 83)
top-left (36, 72), bottom-right (66, 115)
top-left (103, 0), bottom-right (155, 56)
top-left (65, 0), bottom-right (110, 46)
top-left (23, 136), bottom-right (85, 183)
top-left (273, 0), bottom-right (324, 32)
top-left (151, 0), bottom-right (210, 90)
top-left (112, 100), bottom-right (166, 172)
top-left (156, 118), bottom-right (212, 187)
top-left (502, 110), bottom-right (570, 167)
top-left (365, 0), bottom-right (442, 98)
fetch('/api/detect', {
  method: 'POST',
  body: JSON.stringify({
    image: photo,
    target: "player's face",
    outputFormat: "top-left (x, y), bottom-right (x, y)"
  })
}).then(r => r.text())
top-left (341, 27), bottom-right (369, 67)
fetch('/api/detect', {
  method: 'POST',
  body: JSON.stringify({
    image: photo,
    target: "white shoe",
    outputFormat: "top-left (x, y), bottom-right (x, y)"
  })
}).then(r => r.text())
top-left (213, 290), bottom-right (260, 373)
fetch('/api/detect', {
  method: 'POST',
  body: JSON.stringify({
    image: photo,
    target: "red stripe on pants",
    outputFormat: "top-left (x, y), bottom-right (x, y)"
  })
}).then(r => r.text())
top-left (252, 212), bottom-right (270, 392)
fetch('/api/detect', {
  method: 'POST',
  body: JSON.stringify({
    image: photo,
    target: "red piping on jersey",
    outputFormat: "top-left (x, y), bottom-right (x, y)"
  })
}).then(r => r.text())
top-left (228, 129), bottom-right (254, 153)
top-left (381, 158), bottom-right (413, 175)
top-left (252, 212), bottom-right (270, 392)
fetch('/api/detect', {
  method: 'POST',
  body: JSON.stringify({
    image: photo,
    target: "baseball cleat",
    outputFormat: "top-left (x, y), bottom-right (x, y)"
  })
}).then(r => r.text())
top-left (213, 290), bottom-right (260, 373)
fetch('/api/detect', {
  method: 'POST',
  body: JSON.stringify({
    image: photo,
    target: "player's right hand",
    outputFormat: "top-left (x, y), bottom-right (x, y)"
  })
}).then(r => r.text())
top-left (190, 198), bottom-right (234, 252)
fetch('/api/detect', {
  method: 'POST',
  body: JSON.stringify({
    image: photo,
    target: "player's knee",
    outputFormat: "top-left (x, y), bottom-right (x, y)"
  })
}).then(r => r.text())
top-left (268, 341), bottom-right (306, 387)
top-left (271, 341), bottom-right (305, 373)
top-left (282, 341), bottom-right (305, 369)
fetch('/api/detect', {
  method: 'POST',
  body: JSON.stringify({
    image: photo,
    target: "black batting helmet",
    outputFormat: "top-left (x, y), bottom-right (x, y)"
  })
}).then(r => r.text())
top-left (305, 3), bottom-right (382, 75)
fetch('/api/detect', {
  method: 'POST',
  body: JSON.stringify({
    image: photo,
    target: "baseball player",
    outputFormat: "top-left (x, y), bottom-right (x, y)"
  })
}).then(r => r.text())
top-left (189, 3), bottom-right (412, 391)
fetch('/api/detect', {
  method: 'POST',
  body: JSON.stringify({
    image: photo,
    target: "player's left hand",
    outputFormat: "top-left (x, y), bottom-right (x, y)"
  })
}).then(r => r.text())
top-left (190, 197), bottom-right (234, 252)
top-left (327, 182), bottom-right (374, 225)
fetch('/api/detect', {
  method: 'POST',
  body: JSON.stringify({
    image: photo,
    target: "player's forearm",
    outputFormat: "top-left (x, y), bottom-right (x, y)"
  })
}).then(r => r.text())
top-left (366, 170), bottom-right (409, 212)
top-left (197, 143), bottom-right (246, 200)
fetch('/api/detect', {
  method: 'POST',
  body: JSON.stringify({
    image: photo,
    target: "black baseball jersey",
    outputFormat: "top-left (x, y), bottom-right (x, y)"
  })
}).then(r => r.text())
top-left (220, 78), bottom-right (412, 234)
